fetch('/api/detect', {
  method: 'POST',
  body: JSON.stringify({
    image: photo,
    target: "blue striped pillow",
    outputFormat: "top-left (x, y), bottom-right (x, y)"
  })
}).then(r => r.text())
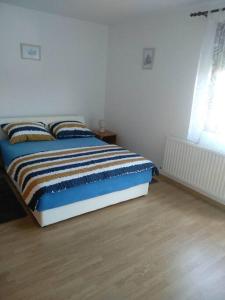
top-left (49, 121), bottom-right (95, 139)
top-left (1, 122), bottom-right (55, 144)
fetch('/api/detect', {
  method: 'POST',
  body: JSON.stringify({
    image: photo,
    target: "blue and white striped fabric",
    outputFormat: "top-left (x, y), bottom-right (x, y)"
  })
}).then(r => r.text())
top-left (49, 121), bottom-right (94, 139)
top-left (1, 122), bottom-right (54, 144)
top-left (7, 144), bottom-right (157, 210)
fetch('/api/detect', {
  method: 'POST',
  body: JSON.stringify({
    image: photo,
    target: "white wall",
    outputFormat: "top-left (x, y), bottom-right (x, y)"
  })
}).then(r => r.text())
top-left (0, 3), bottom-right (108, 128)
top-left (1, 2), bottom-right (222, 167)
top-left (105, 8), bottom-right (207, 167)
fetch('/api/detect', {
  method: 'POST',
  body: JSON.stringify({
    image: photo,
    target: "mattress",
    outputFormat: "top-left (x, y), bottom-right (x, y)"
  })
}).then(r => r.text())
top-left (0, 138), bottom-right (152, 212)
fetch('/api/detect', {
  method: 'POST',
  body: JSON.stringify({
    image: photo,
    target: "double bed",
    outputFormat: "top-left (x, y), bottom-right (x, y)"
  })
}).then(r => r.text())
top-left (0, 115), bottom-right (156, 227)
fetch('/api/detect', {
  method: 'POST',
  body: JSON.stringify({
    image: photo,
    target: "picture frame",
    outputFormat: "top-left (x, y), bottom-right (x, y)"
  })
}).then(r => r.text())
top-left (20, 43), bottom-right (41, 61)
top-left (143, 48), bottom-right (155, 70)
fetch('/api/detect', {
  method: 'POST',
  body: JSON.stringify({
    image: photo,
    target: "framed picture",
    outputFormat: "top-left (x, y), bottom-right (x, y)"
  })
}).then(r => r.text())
top-left (20, 43), bottom-right (41, 61)
top-left (143, 48), bottom-right (155, 70)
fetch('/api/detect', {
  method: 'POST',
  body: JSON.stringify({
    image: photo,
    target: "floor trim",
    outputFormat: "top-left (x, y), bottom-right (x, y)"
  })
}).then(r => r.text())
top-left (159, 174), bottom-right (225, 211)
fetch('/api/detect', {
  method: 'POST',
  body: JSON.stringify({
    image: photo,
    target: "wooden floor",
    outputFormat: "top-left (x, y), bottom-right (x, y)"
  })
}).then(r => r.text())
top-left (1, 178), bottom-right (225, 300)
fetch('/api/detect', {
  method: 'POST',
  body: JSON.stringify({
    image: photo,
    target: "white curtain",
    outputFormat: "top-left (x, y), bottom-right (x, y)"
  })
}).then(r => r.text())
top-left (188, 12), bottom-right (225, 154)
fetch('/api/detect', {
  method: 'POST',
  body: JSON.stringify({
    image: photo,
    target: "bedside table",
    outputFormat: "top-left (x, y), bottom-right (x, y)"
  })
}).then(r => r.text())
top-left (93, 130), bottom-right (117, 144)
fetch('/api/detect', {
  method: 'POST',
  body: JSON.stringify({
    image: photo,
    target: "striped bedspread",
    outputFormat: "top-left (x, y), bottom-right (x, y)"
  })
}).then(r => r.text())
top-left (7, 144), bottom-right (158, 210)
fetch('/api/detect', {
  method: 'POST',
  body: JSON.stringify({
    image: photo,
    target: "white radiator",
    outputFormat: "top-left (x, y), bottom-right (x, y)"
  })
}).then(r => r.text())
top-left (162, 137), bottom-right (225, 205)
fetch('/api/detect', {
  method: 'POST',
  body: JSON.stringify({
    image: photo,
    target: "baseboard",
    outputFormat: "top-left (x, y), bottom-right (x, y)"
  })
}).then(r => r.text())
top-left (159, 172), bottom-right (225, 211)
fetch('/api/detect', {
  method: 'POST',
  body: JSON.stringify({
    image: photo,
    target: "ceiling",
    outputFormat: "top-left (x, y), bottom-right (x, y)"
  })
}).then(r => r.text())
top-left (0, 0), bottom-right (212, 24)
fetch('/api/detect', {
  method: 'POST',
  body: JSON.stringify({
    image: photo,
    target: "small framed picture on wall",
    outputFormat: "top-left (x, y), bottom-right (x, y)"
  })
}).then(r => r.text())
top-left (143, 48), bottom-right (155, 70)
top-left (20, 43), bottom-right (41, 61)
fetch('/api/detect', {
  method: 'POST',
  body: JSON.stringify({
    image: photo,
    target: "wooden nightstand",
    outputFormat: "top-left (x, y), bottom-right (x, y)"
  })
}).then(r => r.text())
top-left (93, 130), bottom-right (117, 144)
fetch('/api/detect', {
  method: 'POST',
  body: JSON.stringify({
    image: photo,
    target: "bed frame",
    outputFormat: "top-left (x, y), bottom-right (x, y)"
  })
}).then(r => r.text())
top-left (0, 115), bottom-right (149, 227)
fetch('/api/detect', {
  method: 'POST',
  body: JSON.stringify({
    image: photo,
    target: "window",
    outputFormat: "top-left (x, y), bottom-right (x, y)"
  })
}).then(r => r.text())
top-left (188, 13), bottom-right (225, 154)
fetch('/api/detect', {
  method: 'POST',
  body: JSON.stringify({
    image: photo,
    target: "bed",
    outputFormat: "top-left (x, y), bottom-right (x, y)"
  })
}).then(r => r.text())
top-left (0, 115), bottom-right (156, 227)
